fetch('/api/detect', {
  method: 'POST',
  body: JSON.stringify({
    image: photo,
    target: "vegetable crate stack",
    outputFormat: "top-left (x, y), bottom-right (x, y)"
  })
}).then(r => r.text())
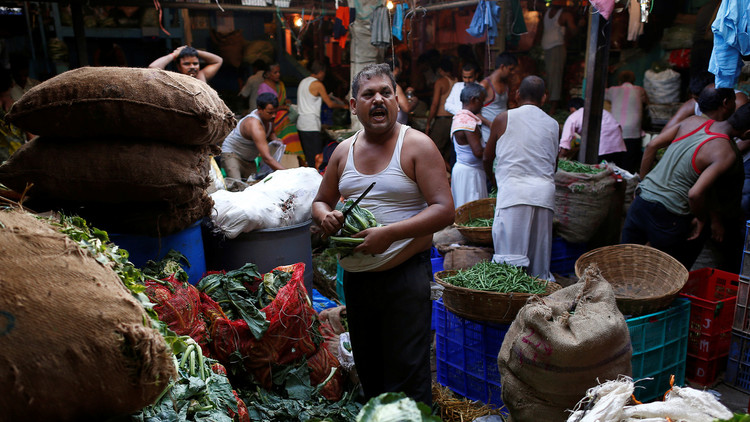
top-left (725, 223), bottom-right (750, 392)
top-left (0, 67), bottom-right (235, 239)
top-left (678, 268), bottom-right (739, 386)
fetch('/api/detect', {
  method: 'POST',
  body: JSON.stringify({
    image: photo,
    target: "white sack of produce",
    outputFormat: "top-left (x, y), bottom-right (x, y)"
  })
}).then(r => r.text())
top-left (644, 68), bottom-right (681, 105)
top-left (498, 264), bottom-right (632, 421)
top-left (0, 209), bottom-right (176, 421)
top-left (6, 67), bottom-right (236, 145)
top-left (210, 167), bottom-right (322, 238)
top-left (567, 377), bottom-right (732, 422)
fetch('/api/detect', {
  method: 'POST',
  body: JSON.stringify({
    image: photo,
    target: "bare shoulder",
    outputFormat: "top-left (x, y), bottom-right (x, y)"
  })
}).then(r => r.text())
top-left (404, 126), bottom-right (437, 148)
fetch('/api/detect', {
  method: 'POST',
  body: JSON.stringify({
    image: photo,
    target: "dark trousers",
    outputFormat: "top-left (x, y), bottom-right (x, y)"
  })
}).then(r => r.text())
top-left (622, 138), bottom-right (643, 174)
top-left (299, 130), bottom-right (323, 168)
top-left (343, 250), bottom-right (433, 405)
top-left (621, 194), bottom-right (705, 270)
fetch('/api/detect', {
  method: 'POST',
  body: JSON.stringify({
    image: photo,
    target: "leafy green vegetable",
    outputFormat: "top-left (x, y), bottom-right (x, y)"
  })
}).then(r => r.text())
top-left (461, 217), bottom-right (493, 227)
top-left (197, 264), bottom-right (269, 340)
top-left (142, 249), bottom-right (191, 283)
top-left (715, 414), bottom-right (750, 422)
top-left (442, 261), bottom-right (548, 294)
top-left (557, 159), bottom-right (605, 174)
top-left (356, 392), bottom-right (440, 422)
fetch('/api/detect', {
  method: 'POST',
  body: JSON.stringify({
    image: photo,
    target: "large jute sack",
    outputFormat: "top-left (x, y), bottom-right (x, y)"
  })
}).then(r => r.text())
top-left (554, 165), bottom-right (616, 244)
top-left (439, 244), bottom-right (494, 270)
top-left (0, 209), bottom-right (176, 421)
top-left (6, 67), bottom-right (236, 145)
top-left (65, 191), bottom-right (214, 236)
top-left (498, 264), bottom-right (632, 421)
top-left (0, 136), bottom-right (211, 204)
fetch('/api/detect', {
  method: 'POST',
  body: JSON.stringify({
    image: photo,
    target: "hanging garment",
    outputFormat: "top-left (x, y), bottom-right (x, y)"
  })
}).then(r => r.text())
top-left (709, 0), bottom-right (750, 88)
top-left (466, 0), bottom-right (501, 45)
top-left (506, 0), bottom-right (528, 47)
top-left (627, 0), bottom-right (644, 41)
top-left (590, 0), bottom-right (615, 20)
top-left (392, 3), bottom-right (408, 41)
top-left (334, 6), bottom-right (350, 48)
top-left (371, 6), bottom-right (391, 48)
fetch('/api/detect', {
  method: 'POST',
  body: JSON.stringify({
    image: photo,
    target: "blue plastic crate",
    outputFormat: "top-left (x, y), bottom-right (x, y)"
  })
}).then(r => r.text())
top-left (434, 299), bottom-right (509, 408)
top-left (724, 330), bottom-right (750, 393)
top-left (550, 237), bottom-right (588, 276)
top-left (627, 299), bottom-right (690, 402)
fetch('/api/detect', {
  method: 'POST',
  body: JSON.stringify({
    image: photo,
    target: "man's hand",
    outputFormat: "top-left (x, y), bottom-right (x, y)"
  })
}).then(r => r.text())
top-left (687, 217), bottom-right (704, 241)
top-left (319, 210), bottom-right (345, 237)
top-left (352, 226), bottom-right (394, 255)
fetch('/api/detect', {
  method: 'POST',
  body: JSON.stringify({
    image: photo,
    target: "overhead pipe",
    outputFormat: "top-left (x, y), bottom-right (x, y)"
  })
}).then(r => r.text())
top-left (418, 0), bottom-right (480, 12)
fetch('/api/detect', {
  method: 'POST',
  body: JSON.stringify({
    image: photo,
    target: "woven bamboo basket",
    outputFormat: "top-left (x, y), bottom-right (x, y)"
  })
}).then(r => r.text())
top-left (434, 270), bottom-right (563, 324)
top-left (574, 244), bottom-right (689, 317)
top-left (453, 198), bottom-right (495, 246)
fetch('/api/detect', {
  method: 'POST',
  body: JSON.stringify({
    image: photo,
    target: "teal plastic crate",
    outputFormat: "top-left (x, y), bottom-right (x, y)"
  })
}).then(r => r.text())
top-left (627, 298), bottom-right (690, 402)
top-left (434, 299), bottom-right (509, 408)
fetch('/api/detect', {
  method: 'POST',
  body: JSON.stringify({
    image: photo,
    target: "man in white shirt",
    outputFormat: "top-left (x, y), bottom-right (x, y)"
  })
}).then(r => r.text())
top-left (444, 62), bottom-right (480, 116)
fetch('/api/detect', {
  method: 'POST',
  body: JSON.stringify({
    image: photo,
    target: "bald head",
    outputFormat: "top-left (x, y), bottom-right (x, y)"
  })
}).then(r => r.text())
top-left (518, 76), bottom-right (546, 105)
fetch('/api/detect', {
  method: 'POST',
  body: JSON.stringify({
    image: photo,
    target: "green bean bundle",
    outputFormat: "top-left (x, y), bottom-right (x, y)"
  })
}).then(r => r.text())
top-left (557, 159), bottom-right (606, 174)
top-left (461, 217), bottom-right (493, 227)
top-left (442, 261), bottom-right (548, 294)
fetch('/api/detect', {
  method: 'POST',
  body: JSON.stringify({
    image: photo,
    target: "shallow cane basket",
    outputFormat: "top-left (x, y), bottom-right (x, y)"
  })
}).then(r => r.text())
top-left (434, 270), bottom-right (563, 324)
top-left (453, 198), bottom-right (495, 246)
top-left (574, 244), bottom-right (689, 317)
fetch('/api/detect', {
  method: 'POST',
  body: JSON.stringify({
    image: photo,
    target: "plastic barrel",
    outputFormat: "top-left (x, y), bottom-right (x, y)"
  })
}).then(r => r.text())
top-left (203, 219), bottom-right (314, 298)
top-left (109, 220), bottom-right (206, 284)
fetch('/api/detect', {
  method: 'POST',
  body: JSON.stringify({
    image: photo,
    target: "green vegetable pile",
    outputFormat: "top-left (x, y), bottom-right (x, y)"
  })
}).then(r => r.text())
top-left (558, 159), bottom-right (606, 174)
top-left (442, 261), bottom-right (548, 294)
top-left (329, 199), bottom-right (381, 255)
top-left (461, 217), bottom-right (493, 227)
top-left (717, 415), bottom-right (750, 422)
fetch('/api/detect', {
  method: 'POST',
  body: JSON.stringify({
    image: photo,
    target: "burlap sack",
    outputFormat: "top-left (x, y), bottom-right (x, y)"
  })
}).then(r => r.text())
top-left (439, 245), bottom-right (494, 270)
top-left (554, 166), bottom-right (616, 244)
top-left (67, 190), bottom-right (214, 237)
top-left (0, 136), bottom-right (211, 204)
top-left (498, 264), bottom-right (632, 421)
top-left (0, 209), bottom-right (176, 421)
top-left (7, 67), bottom-right (235, 145)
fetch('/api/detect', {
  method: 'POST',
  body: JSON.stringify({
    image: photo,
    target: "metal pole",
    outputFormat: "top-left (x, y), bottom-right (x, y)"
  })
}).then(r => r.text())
top-left (578, 10), bottom-right (610, 164)
top-left (70, 0), bottom-right (88, 67)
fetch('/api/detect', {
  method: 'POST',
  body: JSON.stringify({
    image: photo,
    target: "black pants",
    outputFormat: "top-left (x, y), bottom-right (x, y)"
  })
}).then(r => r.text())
top-left (299, 130), bottom-right (323, 168)
top-left (622, 138), bottom-right (643, 174)
top-left (343, 250), bottom-right (433, 405)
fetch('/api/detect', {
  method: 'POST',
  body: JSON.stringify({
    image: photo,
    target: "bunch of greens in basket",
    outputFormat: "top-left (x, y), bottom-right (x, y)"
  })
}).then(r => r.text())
top-left (442, 261), bottom-right (548, 294)
top-left (461, 217), bottom-right (493, 227)
top-left (557, 159), bottom-right (606, 174)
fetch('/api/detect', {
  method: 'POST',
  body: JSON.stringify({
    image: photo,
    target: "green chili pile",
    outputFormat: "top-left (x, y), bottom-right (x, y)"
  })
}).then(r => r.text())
top-left (442, 261), bottom-right (548, 294)
top-left (558, 159), bottom-right (606, 174)
top-left (461, 217), bottom-right (493, 227)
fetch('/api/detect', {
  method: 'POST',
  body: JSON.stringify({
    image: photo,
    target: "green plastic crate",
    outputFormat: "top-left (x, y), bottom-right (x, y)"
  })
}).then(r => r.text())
top-left (627, 298), bottom-right (690, 402)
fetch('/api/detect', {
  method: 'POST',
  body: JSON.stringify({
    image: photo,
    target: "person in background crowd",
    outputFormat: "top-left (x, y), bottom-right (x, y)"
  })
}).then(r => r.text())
top-left (0, 69), bottom-right (26, 163)
top-left (664, 71), bottom-right (749, 131)
top-left (312, 63), bottom-right (454, 406)
top-left (479, 52), bottom-right (518, 146)
top-left (559, 97), bottom-right (627, 167)
top-left (540, 2), bottom-right (579, 114)
top-left (257, 62), bottom-right (303, 159)
top-left (93, 40), bottom-right (127, 67)
top-left (297, 60), bottom-right (348, 167)
top-left (483, 76), bottom-right (558, 281)
top-left (444, 62), bottom-right (480, 116)
top-left (605, 70), bottom-right (648, 173)
top-left (622, 101), bottom-right (750, 272)
top-left (148, 45), bottom-right (223, 83)
top-left (385, 57), bottom-right (417, 124)
top-left (239, 60), bottom-right (269, 113)
top-left (8, 53), bottom-right (39, 102)
top-left (451, 82), bottom-right (487, 208)
top-left (220, 92), bottom-right (286, 191)
top-left (426, 57), bottom-right (457, 166)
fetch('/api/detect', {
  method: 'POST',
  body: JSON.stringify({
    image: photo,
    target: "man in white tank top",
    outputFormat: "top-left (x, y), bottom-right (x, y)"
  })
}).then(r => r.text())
top-left (540, 4), bottom-right (579, 114)
top-left (483, 76), bottom-right (559, 281)
top-left (297, 60), bottom-right (349, 168)
top-left (312, 64), bottom-right (454, 405)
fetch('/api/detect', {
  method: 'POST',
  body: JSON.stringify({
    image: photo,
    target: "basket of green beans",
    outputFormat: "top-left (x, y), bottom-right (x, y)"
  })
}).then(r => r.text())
top-left (454, 198), bottom-right (495, 245)
top-left (434, 261), bottom-right (563, 324)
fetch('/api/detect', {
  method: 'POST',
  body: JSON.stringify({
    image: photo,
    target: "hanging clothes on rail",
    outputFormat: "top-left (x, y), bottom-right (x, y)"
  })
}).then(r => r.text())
top-left (709, 0), bottom-right (750, 88)
top-left (466, 0), bottom-right (501, 45)
top-left (392, 3), bottom-right (408, 41)
top-left (371, 5), bottom-right (391, 48)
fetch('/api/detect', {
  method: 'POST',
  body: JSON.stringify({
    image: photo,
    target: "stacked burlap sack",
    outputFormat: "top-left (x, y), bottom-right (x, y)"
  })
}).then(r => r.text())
top-left (554, 163), bottom-right (617, 244)
top-left (0, 67), bottom-right (236, 236)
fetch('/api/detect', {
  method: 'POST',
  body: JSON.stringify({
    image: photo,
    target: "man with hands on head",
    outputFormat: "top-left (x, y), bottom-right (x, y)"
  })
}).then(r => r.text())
top-left (312, 63), bottom-right (454, 406)
top-left (148, 45), bottom-right (223, 83)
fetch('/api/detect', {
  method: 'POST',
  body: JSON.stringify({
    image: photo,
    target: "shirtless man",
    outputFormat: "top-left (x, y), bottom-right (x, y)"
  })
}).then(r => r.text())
top-left (148, 45), bottom-right (223, 83)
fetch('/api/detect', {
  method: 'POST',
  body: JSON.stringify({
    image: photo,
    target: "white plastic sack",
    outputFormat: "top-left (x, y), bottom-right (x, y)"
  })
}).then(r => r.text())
top-left (210, 167), bottom-right (322, 238)
top-left (644, 69), bottom-right (681, 104)
top-left (338, 332), bottom-right (355, 371)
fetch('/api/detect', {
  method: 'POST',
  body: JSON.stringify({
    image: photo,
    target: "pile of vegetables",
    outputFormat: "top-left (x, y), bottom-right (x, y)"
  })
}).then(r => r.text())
top-left (557, 159), bottom-right (606, 174)
top-left (442, 261), bottom-right (548, 294)
top-left (461, 217), bottom-right (493, 227)
top-left (329, 199), bottom-right (381, 255)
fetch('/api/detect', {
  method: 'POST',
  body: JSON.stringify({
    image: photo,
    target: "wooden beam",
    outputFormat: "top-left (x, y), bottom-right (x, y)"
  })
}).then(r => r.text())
top-left (70, 1), bottom-right (88, 67)
top-left (578, 11), bottom-right (611, 164)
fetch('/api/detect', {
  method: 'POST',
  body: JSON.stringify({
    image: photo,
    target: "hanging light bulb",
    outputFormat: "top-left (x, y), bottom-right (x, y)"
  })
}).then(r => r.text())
top-left (386, 1), bottom-right (394, 10)
top-left (294, 16), bottom-right (303, 27)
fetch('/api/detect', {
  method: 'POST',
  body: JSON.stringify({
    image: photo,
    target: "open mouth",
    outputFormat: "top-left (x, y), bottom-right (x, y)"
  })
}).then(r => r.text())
top-left (370, 108), bottom-right (387, 120)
